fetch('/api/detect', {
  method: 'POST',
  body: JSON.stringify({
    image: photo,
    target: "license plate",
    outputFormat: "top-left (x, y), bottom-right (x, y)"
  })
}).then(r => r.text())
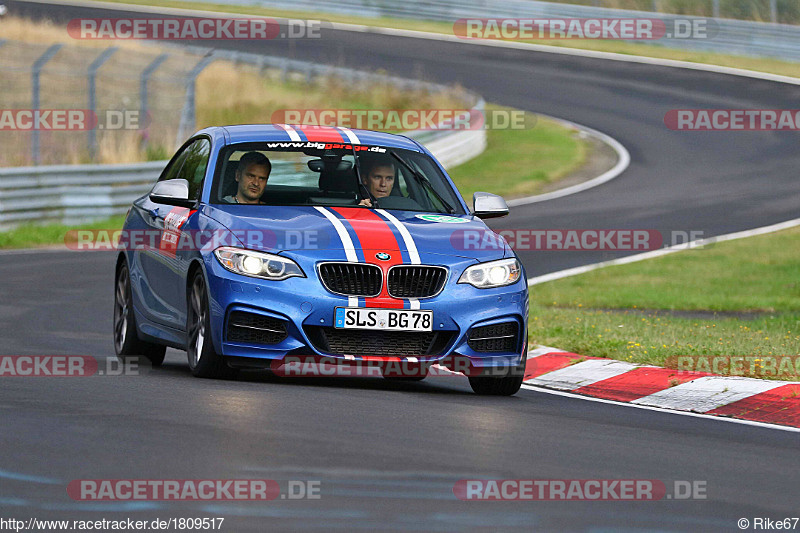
top-left (334, 307), bottom-right (433, 332)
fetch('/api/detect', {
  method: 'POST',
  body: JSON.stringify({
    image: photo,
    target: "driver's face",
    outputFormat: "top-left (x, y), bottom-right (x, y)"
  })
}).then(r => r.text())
top-left (236, 163), bottom-right (269, 203)
top-left (364, 165), bottom-right (395, 198)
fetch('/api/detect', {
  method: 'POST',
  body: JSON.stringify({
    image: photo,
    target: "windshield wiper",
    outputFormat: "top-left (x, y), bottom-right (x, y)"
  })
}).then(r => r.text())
top-left (389, 150), bottom-right (456, 214)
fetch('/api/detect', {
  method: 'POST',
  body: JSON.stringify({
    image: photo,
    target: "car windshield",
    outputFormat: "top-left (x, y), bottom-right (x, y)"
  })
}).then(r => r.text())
top-left (210, 142), bottom-right (465, 214)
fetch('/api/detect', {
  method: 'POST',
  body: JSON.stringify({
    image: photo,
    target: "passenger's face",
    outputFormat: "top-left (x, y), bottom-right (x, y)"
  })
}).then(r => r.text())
top-left (236, 163), bottom-right (269, 203)
top-left (364, 165), bottom-right (395, 198)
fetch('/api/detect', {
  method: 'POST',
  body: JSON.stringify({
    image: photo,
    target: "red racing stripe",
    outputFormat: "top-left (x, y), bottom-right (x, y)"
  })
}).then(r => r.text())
top-left (295, 125), bottom-right (348, 143)
top-left (331, 207), bottom-right (404, 309)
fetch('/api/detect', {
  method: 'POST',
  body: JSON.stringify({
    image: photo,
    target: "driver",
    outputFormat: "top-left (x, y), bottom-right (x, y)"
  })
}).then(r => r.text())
top-left (358, 155), bottom-right (396, 207)
top-left (223, 152), bottom-right (271, 204)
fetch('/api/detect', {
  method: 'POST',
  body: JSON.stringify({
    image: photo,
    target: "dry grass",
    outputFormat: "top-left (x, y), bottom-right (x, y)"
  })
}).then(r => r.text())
top-left (0, 15), bottom-right (151, 50)
top-left (196, 62), bottom-right (470, 129)
top-left (0, 16), bottom-right (470, 165)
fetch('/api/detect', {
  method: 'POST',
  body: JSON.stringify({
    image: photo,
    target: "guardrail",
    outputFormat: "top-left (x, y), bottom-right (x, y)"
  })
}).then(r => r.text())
top-left (190, 0), bottom-right (800, 63)
top-left (0, 46), bottom-right (486, 228)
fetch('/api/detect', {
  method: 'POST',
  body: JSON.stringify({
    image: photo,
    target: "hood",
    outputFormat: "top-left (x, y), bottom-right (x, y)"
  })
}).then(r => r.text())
top-left (203, 204), bottom-right (512, 263)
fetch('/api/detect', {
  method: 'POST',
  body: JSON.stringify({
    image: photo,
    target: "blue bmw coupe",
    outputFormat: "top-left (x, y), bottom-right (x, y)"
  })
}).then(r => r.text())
top-left (114, 124), bottom-right (528, 395)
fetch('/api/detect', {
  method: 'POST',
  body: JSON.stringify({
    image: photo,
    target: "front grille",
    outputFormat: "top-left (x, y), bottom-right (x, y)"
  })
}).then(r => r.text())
top-left (468, 322), bottom-right (518, 353)
top-left (388, 266), bottom-right (447, 298)
top-left (318, 263), bottom-right (382, 296)
top-left (227, 311), bottom-right (287, 345)
top-left (304, 326), bottom-right (454, 357)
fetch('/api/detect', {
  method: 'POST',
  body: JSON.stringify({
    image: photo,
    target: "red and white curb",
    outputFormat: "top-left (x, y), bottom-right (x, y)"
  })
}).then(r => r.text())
top-left (522, 347), bottom-right (800, 430)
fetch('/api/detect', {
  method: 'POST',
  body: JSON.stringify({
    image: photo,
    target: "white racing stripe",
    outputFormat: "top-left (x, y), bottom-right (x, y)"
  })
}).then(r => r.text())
top-left (337, 127), bottom-right (360, 144)
top-left (376, 209), bottom-right (421, 264)
top-left (276, 123), bottom-right (302, 142)
top-left (375, 209), bottom-right (422, 310)
top-left (314, 206), bottom-right (359, 307)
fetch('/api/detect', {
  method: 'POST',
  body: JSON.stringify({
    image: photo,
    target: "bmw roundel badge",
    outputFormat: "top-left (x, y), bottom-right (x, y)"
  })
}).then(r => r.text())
top-left (375, 252), bottom-right (391, 261)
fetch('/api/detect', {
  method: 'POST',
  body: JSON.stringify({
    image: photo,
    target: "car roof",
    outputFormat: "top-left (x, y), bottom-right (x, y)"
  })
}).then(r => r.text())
top-left (211, 124), bottom-right (423, 151)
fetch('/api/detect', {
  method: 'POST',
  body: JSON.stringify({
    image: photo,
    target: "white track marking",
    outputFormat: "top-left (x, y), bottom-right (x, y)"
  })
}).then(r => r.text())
top-left (520, 384), bottom-right (800, 434)
top-left (631, 376), bottom-right (788, 413)
top-left (525, 359), bottom-right (638, 391)
top-left (506, 117), bottom-right (630, 206)
top-left (528, 217), bottom-right (800, 286)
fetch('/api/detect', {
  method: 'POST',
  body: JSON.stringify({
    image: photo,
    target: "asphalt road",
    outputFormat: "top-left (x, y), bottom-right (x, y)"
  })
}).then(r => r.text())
top-left (1, 2), bottom-right (799, 531)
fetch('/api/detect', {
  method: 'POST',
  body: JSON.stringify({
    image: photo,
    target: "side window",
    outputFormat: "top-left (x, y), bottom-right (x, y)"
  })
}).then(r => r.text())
top-left (177, 139), bottom-right (211, 200)
top-left (157, 147), bottom-right (190, 184)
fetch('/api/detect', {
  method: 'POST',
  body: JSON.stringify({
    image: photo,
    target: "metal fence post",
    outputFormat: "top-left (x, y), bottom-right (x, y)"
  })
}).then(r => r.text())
top-left (176, 52), bottom-right (215, 147)
top-left (770, 0), bottom-right (778, 23)
top-left (712, 0), bottom-right (720, 18)
top-left (31, 44), bottom-right (62, 166)
top-left (139, 53), bottom-right (168, 150)
top-left (87, 46), bottom-right (118, 161)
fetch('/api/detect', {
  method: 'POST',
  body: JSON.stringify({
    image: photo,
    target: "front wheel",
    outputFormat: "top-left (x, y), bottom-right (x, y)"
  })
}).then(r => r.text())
top-left (186, 271), bottom-right (237, 380)
top-left (468, 349), bottom-right (527, 396)
top-left (114, 262), bottom-right (166, 366)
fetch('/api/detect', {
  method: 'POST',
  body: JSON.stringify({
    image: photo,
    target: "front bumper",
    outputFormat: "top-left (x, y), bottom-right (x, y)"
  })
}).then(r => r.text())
top-left (204, 255), bottom-right (528, 371)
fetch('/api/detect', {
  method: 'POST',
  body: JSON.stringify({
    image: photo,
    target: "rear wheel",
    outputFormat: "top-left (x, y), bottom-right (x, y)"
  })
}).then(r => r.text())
top-left (468, 347), bottom-right (527, 396)
top-left (114, 262), bottom-right (166, 366)
top-left (186, 271), bottom-right (237, 379)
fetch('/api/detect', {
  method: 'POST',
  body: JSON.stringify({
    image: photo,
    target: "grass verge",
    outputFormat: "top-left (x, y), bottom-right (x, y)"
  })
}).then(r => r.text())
top-left (448, 105), bottom-right (588, 202)
top-left (0, 215), bottom-right (127, 249)
top-left (529, 226), bottom-right (800, 380)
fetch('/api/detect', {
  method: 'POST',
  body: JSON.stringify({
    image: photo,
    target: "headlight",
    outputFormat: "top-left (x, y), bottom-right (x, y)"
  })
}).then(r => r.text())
top-left (458, 258), bottom-right (521, 288)
top-left (214, 247), bottom-right (305, 281)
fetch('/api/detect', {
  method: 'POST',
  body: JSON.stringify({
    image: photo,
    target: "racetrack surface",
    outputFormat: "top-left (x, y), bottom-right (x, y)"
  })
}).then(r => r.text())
top-left (2, 1), bottom-right (800, 530)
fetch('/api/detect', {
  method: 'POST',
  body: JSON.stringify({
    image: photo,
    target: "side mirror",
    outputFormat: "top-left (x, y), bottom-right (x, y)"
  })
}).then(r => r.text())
top-left (473, 192), bottom-right (509, 219)
top-left (149, 179), bottom-right (195, 208)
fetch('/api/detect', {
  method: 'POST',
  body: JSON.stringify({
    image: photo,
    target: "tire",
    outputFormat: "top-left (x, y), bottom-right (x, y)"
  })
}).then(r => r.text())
top-left (114, 262), bottom-right (166, 366)
top-left (186, 270), bottom-right (237, 380)
top-left (468, 348), bottom-right (527, 396)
